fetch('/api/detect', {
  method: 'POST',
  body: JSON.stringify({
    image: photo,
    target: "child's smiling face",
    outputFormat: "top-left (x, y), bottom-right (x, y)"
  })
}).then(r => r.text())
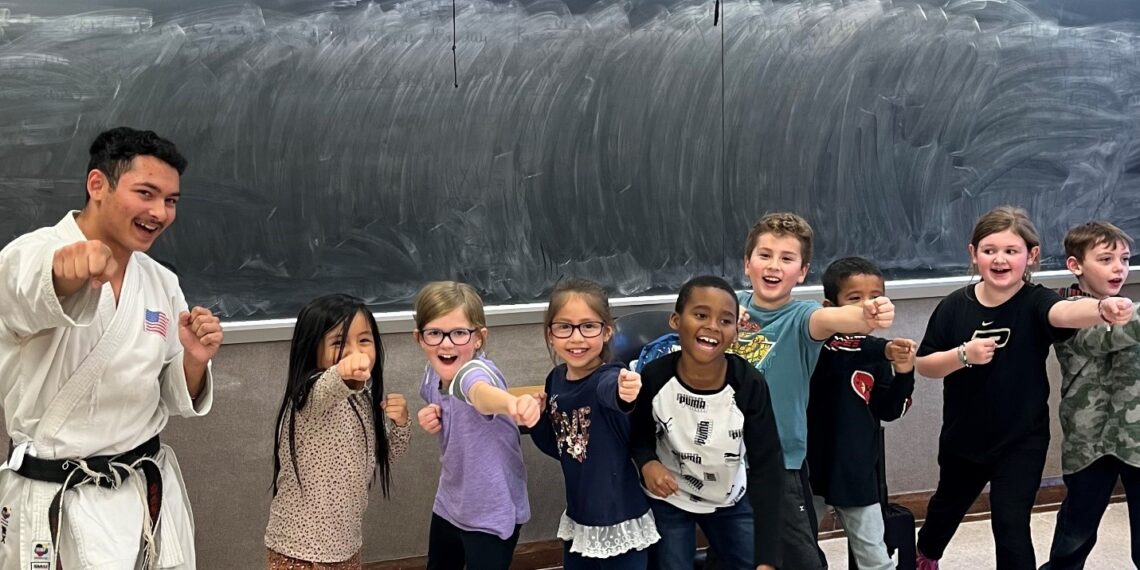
top-left (969, 229), bottom-right (1037, 293)
top-left (670, 286), bottom-right (738, 366)
top-left (317, 310), bottom-right (377, 371)
top-left (829, 273), bottom-right (885, 308)
top-left (744, 232), bottom-right (809, 308)
top-left (416, 306), bottom-right (485, 382)
top-left (547, 294), bottom-right (611, 379)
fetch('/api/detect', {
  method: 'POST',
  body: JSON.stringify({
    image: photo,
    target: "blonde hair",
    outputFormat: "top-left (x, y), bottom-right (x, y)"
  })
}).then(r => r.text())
top-left (744, 212), bottom-right (815, 265)
top-left (970, 206), bottom-right (1041, 283)
top-left (413, 281), bottom-right (488, 346)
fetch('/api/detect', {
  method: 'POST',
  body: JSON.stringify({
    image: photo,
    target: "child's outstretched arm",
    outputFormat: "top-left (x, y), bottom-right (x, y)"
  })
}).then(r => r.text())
top-left (593, 367), bottom-right (641, 413)
top-left (871, 338), bottom-right (917, 421)
top-left (1066, 305), bottom-right (1140, 358)
top-left (300, 353), bottom-right (372, 419)
top-left (467, 384), bottom-right (540, 427)
top-left (808, 297), bottom-right (895, 340)
top-left (452, 360), bottom-right (541, 427)
top-left (616, 368), bottom-right (641, 410)
top-left (1049, 296), bottom-right (1134, 329)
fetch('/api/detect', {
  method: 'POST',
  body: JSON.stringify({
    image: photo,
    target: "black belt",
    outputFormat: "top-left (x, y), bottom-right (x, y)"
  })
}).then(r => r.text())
top-left (10, 435), bottom-right (161, 485)
top-left (8, 436), bottom-right (164, 568)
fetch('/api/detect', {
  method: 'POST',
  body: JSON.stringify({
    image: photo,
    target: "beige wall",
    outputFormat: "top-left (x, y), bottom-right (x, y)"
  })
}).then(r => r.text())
top-left (7, 284), bottom-right (1137, 568)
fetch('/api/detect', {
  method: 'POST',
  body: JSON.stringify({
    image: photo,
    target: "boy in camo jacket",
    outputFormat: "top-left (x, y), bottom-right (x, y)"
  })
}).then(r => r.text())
top-left (1042, 221), bottom-right (1140, 570)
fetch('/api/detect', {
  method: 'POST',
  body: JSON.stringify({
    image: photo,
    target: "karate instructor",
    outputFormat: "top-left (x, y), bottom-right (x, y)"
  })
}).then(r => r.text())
top-left (0, 127), bottom-right (221, 569)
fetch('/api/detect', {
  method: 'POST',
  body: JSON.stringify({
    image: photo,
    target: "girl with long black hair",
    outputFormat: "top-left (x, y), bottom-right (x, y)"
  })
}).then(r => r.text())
top-left (265, 294), bottom-right (411, 569)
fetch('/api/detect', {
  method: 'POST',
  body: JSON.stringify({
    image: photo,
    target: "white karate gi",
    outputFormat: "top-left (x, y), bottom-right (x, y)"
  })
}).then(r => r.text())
top-left (0, 212), bottom-right (213, 569)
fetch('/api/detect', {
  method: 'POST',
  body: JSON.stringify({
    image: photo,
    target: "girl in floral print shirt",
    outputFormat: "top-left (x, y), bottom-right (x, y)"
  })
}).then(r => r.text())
top-left (530, 279), bottom-right (660, 569)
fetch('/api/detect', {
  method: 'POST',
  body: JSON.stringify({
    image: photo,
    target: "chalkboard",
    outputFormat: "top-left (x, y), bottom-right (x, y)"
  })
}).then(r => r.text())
top-left (2, 0), bottom-right (1138, 319)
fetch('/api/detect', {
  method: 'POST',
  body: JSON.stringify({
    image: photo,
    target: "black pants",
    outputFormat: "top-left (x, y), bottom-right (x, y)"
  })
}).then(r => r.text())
top-left (781, 467), bottom-right (828, 570)
top-left (1040, 455), bottom-right (1140, 570)
top-left (917, 445), bottom-right (1047, 570)
top-left (427, 513), bottom-right (522, 570)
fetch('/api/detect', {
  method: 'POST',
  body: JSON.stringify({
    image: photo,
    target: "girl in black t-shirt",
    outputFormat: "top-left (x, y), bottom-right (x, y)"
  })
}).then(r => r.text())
top-left (913, 206), bottom-right (1133, 570)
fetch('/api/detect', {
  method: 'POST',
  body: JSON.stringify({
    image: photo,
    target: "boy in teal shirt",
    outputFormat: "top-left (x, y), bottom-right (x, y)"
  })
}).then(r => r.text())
top-left (735, 212), bottom-right (895, 569)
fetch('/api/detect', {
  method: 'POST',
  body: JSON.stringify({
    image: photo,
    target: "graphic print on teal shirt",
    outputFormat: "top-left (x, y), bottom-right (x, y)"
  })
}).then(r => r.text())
top-left (735, 292), bottom-right (823, 470)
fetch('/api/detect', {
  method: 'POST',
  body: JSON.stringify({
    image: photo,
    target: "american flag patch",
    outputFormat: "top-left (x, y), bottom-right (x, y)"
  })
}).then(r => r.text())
top-left (144, 309), bottom-right (169, 338)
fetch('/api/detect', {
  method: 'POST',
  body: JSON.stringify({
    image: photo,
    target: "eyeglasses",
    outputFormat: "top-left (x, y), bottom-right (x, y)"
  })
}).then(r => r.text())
top-left (548, 321), bottom-right (606, 339)
top-left (418, 328), bottom-right (478, 346)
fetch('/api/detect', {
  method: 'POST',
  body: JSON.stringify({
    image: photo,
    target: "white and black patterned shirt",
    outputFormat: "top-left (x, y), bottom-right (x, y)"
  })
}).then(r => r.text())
top-left (649, 372), bottom-right (748, 511)
top-left (631, 352), bottom-right (786, 568)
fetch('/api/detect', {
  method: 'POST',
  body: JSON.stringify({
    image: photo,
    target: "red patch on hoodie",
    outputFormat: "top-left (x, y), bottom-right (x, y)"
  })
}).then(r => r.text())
top-left (851, 370), bottom-right (874, 404)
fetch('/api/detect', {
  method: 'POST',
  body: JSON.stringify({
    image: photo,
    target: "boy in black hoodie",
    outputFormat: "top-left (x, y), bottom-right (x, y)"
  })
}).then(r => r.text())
top-left (807, 257), bottom-right (916, 570)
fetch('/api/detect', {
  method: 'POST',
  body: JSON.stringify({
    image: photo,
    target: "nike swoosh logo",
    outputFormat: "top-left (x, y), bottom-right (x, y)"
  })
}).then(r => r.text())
top-left (982, 321), bottom-right (994, 326)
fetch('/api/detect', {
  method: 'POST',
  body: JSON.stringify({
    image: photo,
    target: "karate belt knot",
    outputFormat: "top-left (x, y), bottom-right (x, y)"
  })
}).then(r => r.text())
top-left (10, 436), bottom-right (164, 569)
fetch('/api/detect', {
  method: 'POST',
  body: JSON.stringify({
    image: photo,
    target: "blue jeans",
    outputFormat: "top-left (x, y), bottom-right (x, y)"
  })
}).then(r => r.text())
top-left (648, 497), bottom-right (753, 570)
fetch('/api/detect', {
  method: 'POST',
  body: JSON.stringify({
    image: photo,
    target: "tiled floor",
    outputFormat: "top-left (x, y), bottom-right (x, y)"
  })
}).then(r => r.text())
top-left (819, 502), bottom-right (1133, 569)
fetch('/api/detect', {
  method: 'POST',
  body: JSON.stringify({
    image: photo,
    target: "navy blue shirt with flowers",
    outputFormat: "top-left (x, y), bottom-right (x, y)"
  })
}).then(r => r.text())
top-left (530, 363), bottom-right (649, 526)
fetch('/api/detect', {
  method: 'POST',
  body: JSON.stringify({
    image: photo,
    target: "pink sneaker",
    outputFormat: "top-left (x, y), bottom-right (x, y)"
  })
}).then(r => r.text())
top-left (916, 551), bottom-right (940, 570)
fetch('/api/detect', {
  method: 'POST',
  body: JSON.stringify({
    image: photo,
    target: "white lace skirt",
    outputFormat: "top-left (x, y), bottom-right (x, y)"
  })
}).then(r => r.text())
top-left (557, 510), bottom-right (661, 558)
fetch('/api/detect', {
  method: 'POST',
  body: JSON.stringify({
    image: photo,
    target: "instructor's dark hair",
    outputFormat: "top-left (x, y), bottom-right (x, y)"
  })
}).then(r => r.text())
top-left (86, 127), bottom-right (187, 202)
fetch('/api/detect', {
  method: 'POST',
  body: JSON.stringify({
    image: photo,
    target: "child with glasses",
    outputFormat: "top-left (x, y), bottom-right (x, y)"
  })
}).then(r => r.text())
top-left (529, 279), bottom-right (660, 569)
top-left (413, 281), bottom-right (542, 570)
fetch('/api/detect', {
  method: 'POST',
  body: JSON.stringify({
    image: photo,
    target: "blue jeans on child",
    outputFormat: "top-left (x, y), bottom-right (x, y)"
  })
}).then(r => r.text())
top-left (648, 496), bottom-right (753, 570)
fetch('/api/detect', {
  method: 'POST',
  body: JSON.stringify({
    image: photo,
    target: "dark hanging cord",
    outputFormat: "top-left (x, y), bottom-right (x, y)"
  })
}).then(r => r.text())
top-left (452, 0), bottom-right (459, 88)
top-left (718, 0), bottom-right (726, 277)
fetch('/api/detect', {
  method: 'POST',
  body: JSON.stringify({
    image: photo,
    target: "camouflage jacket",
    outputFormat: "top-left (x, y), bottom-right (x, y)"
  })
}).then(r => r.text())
top-left (1054, 285), bottom-right (1140, 474)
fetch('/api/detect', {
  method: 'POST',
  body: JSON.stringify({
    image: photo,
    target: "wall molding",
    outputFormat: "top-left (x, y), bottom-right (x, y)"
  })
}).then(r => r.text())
top-left (224, 268), bottom-right (1140, 344)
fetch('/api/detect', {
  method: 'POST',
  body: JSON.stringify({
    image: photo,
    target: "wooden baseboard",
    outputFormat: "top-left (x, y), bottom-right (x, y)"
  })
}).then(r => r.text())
top-left (365, 539), bottom-right (565, 570)
top-left (365, 477), bottom-right (1126, 569)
